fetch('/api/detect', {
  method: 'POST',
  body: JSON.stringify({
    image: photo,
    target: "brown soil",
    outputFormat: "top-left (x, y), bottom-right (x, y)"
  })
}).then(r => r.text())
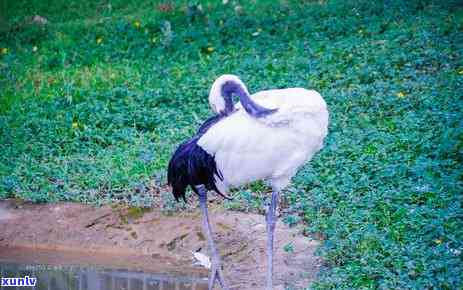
top-left (0, 199), bottom-right (321, 289)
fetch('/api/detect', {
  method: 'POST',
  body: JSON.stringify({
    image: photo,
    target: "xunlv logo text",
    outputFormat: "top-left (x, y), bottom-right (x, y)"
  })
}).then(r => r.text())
top-left (1, 276), bottom-right (37, 287)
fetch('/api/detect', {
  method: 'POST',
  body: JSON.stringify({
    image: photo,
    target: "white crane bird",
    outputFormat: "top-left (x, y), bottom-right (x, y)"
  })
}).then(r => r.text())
top-left (168, 75), bottom-right (329, 290)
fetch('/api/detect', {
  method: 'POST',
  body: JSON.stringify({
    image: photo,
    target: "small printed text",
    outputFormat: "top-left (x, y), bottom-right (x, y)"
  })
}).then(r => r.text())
top-left (1, 276), bottom-right (37, 287)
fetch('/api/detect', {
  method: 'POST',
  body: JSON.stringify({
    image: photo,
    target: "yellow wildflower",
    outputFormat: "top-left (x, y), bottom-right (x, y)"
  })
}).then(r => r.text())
top-left (72, 122), bottom-right (78, 129)
top-left (207, 46), bottom-right (214, 53)
top-left (458, 69), bottom-right (463, 75)
top-left (1, 47), bottom-right (8, 54)
top-left (134, 20), bottom-right (141, 28)
top-left (434, 239), bottom-right (442, 244)
top-left (396, 92), bottom-right (405, 98)
top-left (96, 37), bottom-right (103, 44)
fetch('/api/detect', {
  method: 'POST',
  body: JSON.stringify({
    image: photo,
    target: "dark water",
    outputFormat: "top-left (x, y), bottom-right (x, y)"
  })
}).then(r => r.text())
top-left (0, 262), bottom-right (208, 290)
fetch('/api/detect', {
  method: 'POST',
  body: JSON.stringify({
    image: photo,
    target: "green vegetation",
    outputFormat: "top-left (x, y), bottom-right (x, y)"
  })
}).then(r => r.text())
top-left (1, 0), bottom-right (462, 288)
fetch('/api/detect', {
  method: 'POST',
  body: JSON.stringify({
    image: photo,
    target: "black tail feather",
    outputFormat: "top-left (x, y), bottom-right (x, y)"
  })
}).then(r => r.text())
top-left (167, 137), bottom-right (224, 202)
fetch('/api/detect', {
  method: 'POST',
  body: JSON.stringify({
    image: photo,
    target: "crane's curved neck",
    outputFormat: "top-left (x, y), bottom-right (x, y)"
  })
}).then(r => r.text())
top-left (220, 81), bottom-right (236, 114)
top-left (209, 74), bottom-right (277, 118)
top-left (220, 80), bottom-right (244, 114)
top-left (209, 75), bottom-right (248, 115)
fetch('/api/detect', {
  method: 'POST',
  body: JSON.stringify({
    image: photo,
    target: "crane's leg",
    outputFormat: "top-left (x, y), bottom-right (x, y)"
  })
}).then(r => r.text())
top-left (266, 191), bottom-right (279, 290)
top-left (197, 186), bottom-right (229, 290)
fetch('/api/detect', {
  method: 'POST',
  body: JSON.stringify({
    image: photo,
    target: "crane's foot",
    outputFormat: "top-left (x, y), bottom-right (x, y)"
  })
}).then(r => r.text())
top-left (208, 258), bottom-right (228, 290)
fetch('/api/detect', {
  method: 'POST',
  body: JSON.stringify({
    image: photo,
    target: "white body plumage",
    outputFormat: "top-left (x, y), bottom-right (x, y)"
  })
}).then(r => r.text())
top-left (198, 75), bottom-right (329, 193)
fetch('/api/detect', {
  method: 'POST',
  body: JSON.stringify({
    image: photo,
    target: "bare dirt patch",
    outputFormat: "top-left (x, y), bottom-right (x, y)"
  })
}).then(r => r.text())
top-left (0, 199), bottom-right (321, 289)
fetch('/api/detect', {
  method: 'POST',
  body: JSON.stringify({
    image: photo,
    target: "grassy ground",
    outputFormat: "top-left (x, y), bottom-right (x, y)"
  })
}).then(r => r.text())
top-left (1, 0), bottom-right (462, 288)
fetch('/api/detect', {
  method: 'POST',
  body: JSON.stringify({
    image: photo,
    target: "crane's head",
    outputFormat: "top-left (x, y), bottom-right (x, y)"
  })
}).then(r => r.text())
top-left (208, 74), bottom-right (249, 115)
